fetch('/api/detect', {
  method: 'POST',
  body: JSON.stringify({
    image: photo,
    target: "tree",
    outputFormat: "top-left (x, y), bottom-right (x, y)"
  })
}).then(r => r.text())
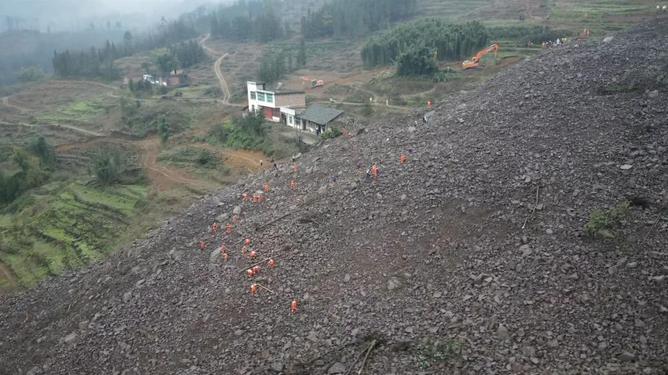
top-left (123, 31), bottom-right (133, 54)
top-left (91, 148), bottom-right (125, 185)
top-left (302, 0), bottom-right (417, 39)
top-left (297, 38), bottom-right (307, 67)
top-left (208, 124), bottom-right (228, 144)
top-left (28, 137), bottom-right (55, 167)
top-left (362, 20), bottom-right (489, 68)
top-left (170, 41), bottom-right (206, 69)
top-left (397, 46), bottom-right (438, 76)
top-left (156, 53), bottom-right (179, 76)
top-left (18, 66), bottom-right (44, 82)
top-left (158, 118), bottom-right (171, 143)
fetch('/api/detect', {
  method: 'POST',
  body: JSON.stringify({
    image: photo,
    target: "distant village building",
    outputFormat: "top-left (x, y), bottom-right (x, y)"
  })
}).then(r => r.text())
top-left (246, 81), bottom-right (345, 135)
top-left (296, 104), bottom-right (345, 135)
top-left (247, 81), bottom-right (306, 123)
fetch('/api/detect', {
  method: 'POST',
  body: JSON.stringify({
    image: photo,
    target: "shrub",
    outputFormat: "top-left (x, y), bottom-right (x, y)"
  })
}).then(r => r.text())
top-left (18, 66), bottom-right (45, 82)
top-left (90, 148), bottom-right (126, 185)
top-left (417, 339), bottom-right (463, 369)
top-left (196, 150), bottom-right (217, 167)
top-left (321, 127), bottom-right (342, 140)
top-left (0, 148), bottom-right (50, 205)
top-left (225, 113), bottom-right (267, 149)
top-left (208, 124), bottom-right (229, 144)
top-left (158, 118), bottom-right (171, 143)
top-left (28, 136), bottom-right (55, 167)
top-left (585, 201), bottom-right (631, 238)
top-left (362, 101), bottom-right (374, 116)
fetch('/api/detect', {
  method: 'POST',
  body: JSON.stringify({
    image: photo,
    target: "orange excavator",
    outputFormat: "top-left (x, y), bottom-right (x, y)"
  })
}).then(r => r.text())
top-left (462, 43), bottom-right (500, 70)
top-left (301, 76), bottom-right (325, 89)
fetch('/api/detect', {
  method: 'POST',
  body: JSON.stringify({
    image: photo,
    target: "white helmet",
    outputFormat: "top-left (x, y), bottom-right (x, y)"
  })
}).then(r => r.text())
top-left (663, 4), bottom-right (667, 10)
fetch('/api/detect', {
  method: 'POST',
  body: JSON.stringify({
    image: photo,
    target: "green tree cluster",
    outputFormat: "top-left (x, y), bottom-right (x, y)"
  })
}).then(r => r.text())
top-left (0, 139), bottom-right (53, 205)
top-left (52, 41), bottom-right (123, 79)
top-left (169, 40), bottom-right (206, 69)
top-left (17, 66), bottom-right (45, 82)
top-left (361, 19), bottom-right (489, 68)
top-left (302, 0), bottom-right (417, 39)
top-left (225, 113), bottom-right (267, 149)
top-left (52, 19), bottom-right (199, 80)
top-left (90, 148), bottom-right (126, 185)
top-left (397, 46), bottom-right (438, 76)
top-left (257, 42), bottom-right (306, 84)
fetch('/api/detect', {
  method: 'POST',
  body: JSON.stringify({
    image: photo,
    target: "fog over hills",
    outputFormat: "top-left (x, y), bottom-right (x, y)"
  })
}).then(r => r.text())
top-left (0, 0), bottom-right (231, 32)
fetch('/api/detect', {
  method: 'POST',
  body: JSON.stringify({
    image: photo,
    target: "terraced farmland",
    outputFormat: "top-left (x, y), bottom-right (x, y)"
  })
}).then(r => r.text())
top-left (0, 182), bottom-right (147, 288)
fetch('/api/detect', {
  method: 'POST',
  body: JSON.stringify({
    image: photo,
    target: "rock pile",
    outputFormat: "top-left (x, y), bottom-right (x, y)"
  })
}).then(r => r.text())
top-left (1, 20), bottom-right (667, 374)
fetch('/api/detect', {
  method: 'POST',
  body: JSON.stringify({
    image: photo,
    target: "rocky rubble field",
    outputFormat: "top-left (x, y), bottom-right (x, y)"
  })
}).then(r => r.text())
top-left (1, 20), bottom-right (667, 375)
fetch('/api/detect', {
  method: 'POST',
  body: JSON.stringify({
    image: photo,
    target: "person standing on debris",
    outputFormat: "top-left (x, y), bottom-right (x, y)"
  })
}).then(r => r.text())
top-left (370, 163), bottom-right (380, 178)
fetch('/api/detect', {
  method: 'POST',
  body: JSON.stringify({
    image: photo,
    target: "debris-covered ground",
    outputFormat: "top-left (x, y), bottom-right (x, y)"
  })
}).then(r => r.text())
top-left (1, 20), bottom-right (667, 375)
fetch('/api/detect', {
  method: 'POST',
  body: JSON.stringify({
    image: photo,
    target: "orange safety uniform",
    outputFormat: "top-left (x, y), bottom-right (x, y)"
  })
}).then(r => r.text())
top-left (370, 164), bottom-right (380, 178)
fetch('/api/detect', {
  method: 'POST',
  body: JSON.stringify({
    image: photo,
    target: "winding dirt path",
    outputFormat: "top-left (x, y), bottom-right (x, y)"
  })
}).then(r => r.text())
top-left (316, 98), bottom-right (412, 112)
top-left (200, 34), bottom-right (244, 107)
top-left (137, 138), bottom-right (212, 191)
top-left (0, 120), bottom-right (103, 137)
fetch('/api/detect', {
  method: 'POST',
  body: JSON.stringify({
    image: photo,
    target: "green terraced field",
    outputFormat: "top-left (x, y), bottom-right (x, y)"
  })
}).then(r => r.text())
top-left (35, 98), bottom-right (110, 125)
top-left (417, 0), bottom-right (493, 20)
top-left (0, 182), bottom-right (147, 288)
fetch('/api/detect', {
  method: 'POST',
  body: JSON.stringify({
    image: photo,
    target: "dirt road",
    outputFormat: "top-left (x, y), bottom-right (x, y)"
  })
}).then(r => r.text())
top-left (137, 138), bottom-right (212, 192)
top-left (0, 120), bottom-right (103, 137)
top-left (315, 98), bottom-right (412, 112)
top-left (200, 34), bottom-right (243, 107)
top-left (192, 143), bottom-right (266, 173)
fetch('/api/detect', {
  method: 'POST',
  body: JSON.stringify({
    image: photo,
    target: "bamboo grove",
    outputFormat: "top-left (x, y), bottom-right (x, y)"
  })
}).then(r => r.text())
top-left (361, 19), bottom-right (490, 69)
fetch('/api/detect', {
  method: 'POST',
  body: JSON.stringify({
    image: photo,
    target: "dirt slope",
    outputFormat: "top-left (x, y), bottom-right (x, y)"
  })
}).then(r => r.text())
top-left (1, 21), bottom-right (667, 375)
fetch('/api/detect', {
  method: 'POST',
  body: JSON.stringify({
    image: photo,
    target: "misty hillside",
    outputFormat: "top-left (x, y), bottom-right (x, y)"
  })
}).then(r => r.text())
top-left (1, 18), bottom-right (666, 374)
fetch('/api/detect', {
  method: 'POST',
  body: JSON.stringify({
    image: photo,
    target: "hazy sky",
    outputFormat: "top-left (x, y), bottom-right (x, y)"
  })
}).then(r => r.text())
top-left (0, 0), bottom-right (230, 31)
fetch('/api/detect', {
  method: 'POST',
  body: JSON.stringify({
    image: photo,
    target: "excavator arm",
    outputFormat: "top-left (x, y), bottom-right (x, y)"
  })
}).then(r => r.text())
top-left (462, 43), bottom-right (500, 70)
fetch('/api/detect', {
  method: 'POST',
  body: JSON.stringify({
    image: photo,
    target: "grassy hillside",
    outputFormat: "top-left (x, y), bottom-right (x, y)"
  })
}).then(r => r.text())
top-left (0, 181), bottom-right (147, 288)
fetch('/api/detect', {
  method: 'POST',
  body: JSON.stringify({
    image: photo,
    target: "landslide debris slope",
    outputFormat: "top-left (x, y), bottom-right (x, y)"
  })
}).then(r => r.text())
top-left (1, 21), bottom-right (667, 375)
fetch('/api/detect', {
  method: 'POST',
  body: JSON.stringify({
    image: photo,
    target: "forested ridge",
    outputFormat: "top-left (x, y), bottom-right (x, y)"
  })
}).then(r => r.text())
top-left (209, 0), bottom-right (284, 42)
top-left (51, 19), bottom-right (202, 80)
top-left (302, 0), bottom-right (417, 39)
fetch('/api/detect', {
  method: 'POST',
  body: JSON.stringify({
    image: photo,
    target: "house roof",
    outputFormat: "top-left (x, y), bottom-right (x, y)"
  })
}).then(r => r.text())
top-left (275, 91), bottom-right (305, 96)
top-left (299, 104), bottom-right (344, 126)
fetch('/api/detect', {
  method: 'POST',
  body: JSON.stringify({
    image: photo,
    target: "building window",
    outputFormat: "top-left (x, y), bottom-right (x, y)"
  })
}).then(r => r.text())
top-left (288, 115), bottom-right (294, 125)
top-left (257, 92), bottom-right (266, 102)
top-left (266, 93), bottom-right (274, 104)
top-left (250, 91), bottom-right (256, 100)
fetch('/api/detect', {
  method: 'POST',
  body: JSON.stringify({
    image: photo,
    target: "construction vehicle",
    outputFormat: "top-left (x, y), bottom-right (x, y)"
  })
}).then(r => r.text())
top-left (462, 43), bottom-right (500, 70)
top-left (301, 76), bottom-right (325, 89)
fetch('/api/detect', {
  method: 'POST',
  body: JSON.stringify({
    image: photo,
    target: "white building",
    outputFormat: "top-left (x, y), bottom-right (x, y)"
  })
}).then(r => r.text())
top-left (247, 81), bottom-right (306, 123)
